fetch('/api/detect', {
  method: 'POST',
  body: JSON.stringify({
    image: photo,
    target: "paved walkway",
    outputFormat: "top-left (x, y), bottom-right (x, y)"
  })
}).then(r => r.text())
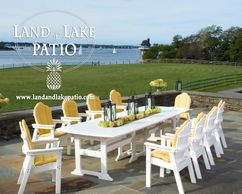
top-left (0, 108), bottom-right (242, 194)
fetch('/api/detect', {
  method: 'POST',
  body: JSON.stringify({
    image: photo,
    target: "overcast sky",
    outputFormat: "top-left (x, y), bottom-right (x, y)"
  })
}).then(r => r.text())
top-left (1, 0), bottom-right (242, 45)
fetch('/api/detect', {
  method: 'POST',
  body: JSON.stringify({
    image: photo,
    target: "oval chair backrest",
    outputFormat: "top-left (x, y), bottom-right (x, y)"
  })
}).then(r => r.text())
top-left (192, 114), bottom-right (206, 141)
top-left (216, 101), bottom-right (225, 123)
top-left (174, 121), bottom-right (192, 162)
top-left (87, 93), bottom-right (102, 111)
top-left (87, 93), bottom-right (102, 119)
top-left (204, 106), bottom-right (217, 132)
top-left (175, 121), bottom-right (192, 150)
top-left (33, 102), bottom-right (54, 135)
top-left (110, 90), bottom-right (122, 106)
top-left (19, 120), bottom-right (33, 154)
top-left (62, 99), bottom-right (79, 117)
top-left (174, 92), bottom-right (191, 109)
top-left (174, 92), bottom-right (191, 120)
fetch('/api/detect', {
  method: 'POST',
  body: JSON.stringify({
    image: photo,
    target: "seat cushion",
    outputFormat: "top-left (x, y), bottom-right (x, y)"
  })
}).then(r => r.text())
top-left (180, 112), bottom-right (190, 120)
top-left (151, 150), bottom-right (170, 162)
top-left (62, 100), bottom-right (79, 117)
top-left (34, 102), bottom-right (55, 135)
top-left (39, 131), bottom-right (66, 138)
top-left (34, 153), bottom-right (56, 166)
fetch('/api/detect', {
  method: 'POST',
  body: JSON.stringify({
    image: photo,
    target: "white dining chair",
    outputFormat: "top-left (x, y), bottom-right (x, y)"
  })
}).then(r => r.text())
top-left (215, 100), bottom-right (227, 149)
top-left (145, 120), bottom-right (196, 194)
top-left (203, 106), bottom-right (223, 165)
top-left (18, 120), bottom-right (63, 194)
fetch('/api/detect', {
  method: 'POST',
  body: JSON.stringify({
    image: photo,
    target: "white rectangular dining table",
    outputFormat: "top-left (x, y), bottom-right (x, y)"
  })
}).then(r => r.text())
top-left (57, 106), bottom-right (189, 181)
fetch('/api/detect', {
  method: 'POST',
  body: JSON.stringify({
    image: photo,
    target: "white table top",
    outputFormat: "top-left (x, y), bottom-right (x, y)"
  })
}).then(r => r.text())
top-left (57, 106), bottom-right (189, 139)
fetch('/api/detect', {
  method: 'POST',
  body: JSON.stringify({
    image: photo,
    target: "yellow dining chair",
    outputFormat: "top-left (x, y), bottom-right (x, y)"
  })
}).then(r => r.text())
top-left (33, 102), bottom-right (72, 155)
top-left (86, 93), bottom-right (104, 121)
top-left (174, 92), bottom-right (191, 120)
top-left (18, 120), bottom-right (62, 194)
top-left (145, 120), bottom-right (196, 194)
top-left (109, 89), bottom-right (127, 112)
top-left (62, 99), bottom-right (87, 125)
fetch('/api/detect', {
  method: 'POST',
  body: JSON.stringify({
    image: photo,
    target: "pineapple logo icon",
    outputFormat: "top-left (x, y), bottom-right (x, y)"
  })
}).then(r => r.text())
top-left (46, 58), bottom-right (62, 90)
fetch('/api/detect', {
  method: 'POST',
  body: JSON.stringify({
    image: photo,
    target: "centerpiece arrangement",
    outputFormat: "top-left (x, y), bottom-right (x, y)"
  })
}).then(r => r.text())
top-left (99, 94), bottom-right (161, 128)
top-left (149, 79), bottom-right (167, 93)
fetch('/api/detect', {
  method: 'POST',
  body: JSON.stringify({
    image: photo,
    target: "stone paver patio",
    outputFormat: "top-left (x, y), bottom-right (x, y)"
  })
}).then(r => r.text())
top-left (0, 108), bottom-right (242, 194)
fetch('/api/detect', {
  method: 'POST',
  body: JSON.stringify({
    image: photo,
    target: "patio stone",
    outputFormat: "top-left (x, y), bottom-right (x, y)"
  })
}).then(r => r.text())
top-left (0, 108), bottom-right (242, 194)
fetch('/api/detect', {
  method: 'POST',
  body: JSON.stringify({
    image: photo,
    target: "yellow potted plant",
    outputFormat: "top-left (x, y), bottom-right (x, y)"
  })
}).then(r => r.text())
top-left (0, 93), bottom-right (9, 109)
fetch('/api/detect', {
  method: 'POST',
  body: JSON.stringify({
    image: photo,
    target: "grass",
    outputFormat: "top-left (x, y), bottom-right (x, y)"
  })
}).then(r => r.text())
top-left (1, 63), bottom-right (242, 112)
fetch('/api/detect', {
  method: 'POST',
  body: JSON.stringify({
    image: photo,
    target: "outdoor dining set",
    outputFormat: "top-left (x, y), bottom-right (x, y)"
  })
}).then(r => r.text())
top-left (17, 90), bottom-right (227, 194)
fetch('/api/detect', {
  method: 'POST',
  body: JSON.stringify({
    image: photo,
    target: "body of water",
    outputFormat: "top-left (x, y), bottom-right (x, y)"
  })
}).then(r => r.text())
top-left (0, 47), bottom-right (141, 68)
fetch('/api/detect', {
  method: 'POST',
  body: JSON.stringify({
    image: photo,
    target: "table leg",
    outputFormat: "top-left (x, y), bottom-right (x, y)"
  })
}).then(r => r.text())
top-left (71, 137), bottom-right (84, 176)
top-left (100, 141), bottom-right (113, 181)
top-left (129, 132), bottom-right (138, 163)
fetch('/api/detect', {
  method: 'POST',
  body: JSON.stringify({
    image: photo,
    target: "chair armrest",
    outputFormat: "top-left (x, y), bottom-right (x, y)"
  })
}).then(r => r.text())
top-left (147, 135), bottom-right (173, 142)
top-left (32, 124), bottom-right (56, 140)
top-left (144, 142), bottom-right (176, 153)
top-left (79, 113), bottom-right (89, 117)
top-left (53, 119), bottom-right (67, 124)
top-left (86, 110), bottom-right (104, 115)
top-left (160, 134), bottom-right (174, 139)
top-left (32, 124), bottom-right (55, 130)
top-left (116, 105), bottom-right (127, 110)
top-left (163, 133), bottom-right (175, 137)
top-left (27, 147), bottom-right (63, 156)
top-left (32, 138), bottom-right (59, 145)
top-left (61, 116), bottom-right (82, 122)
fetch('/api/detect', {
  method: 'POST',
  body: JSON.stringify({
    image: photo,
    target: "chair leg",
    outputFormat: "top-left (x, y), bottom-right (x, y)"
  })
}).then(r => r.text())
top-left (67, 137), bottom-right (71, 155)
top-left (90, 140), bottom-right (94, 145)
top-left (188, 160), bottom-right (196, 183)
top-left (215, 132), bottom-right (224, 155)
top-left (56, 153), bottom-right (62, 194)
top-left (52, 170), bottom-right (56, 182)
top-left (219, 127), bottom-right (228, 148)
top-left (18, 156), bottom-right (33, 194)
top-left (160, 167), bottom-right (165, 178)
top-left (173, 169), bottom-right (185, 194)
top-left (115, 147), bottom-right (124, 161)
top-left (204, 143), bottom-right (215, 165)
top-left (214, 141), bottom-right (222, 158)
top-left (146, 150), bottom-right (151, 187)
top-left (17, 167), bottom-right (24, 184)
top-left (191, 156), bottom-right (202, 179)
top-left (202, 148), bottom-right (211, 170)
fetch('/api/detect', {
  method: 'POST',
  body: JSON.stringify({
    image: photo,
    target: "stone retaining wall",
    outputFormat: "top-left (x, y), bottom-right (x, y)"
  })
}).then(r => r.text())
top-left (188, 91), bottom-right (242, 111)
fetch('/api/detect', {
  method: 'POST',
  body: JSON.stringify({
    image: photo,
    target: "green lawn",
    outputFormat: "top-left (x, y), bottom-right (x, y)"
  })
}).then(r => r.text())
top-left (1, 63), bottom-right (242, 112)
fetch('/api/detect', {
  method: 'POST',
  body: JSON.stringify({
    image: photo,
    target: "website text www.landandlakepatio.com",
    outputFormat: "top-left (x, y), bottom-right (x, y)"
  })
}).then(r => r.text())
top-left (16, 94), bottom-right (88, 101)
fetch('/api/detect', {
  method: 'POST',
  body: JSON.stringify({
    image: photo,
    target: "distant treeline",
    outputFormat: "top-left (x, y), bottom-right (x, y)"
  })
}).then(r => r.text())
top-left (143, 25), bottom-right (242, 62)
top-left (0, 41), bottom-right (138, 49)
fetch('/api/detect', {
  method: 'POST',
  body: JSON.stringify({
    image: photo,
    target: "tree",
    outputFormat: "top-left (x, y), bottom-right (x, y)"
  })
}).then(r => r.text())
top-left (178, 35), bottom-right (204, 59)
top-left (216, 27), bottom-right (241, 61)
top-left (198, 25), bottom-right (223, 60)
top-left (159, 44), bottom-right (176, 59)
top-left (172, 35), bottom-right (183, 58)
top-left (229, 29), bottom-right (242, 62)
top-left (142, 45), bottom-right (160, 59)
